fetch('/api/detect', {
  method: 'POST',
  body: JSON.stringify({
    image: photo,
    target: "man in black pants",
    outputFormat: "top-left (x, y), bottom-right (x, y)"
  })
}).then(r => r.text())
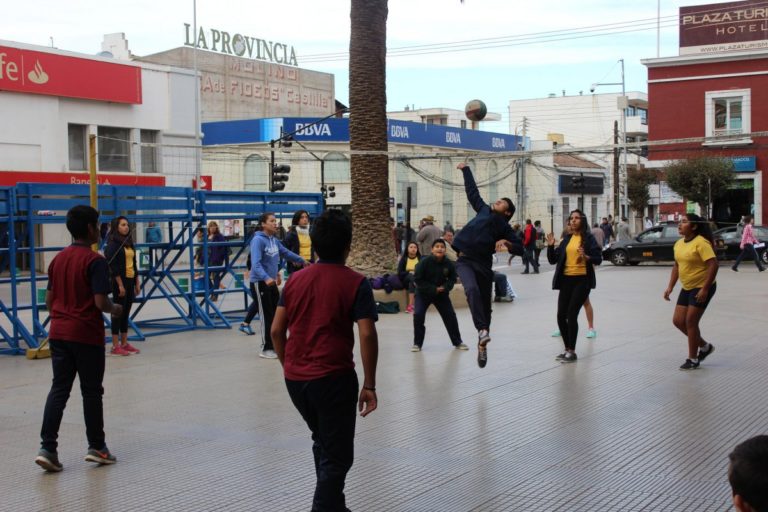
top-left (272, 210), bottom-right (379, 512)
top-left (451, 163), bottom-right (523, 368)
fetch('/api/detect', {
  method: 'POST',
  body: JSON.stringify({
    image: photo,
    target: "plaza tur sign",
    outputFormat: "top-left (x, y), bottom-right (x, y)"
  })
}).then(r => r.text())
top-left (680, 0), bottom-right (768, 55)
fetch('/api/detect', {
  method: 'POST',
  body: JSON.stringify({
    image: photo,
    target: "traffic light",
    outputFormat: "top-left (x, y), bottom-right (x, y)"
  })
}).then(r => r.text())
top-left (271, 164), bottom-right (291, 192)
top-left (571, 175), bottom-right (585, 189)
top-left (321, 185), bottom-right (336, 198)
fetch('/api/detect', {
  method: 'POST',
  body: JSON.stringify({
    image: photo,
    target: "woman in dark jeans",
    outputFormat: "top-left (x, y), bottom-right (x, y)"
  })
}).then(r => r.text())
top-left (104, 216), bottom-right (141, 356)
top-left (546, 209), bottom-right (602, 363)
top-left (206, 221), bottom-right (228, 301)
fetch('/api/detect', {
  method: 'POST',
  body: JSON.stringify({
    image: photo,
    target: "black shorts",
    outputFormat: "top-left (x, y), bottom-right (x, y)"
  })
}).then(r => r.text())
top-left (676, 282), bottom-right (716, 309)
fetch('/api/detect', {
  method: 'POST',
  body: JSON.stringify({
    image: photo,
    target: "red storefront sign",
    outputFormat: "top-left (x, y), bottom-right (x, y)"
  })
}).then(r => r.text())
top-left (0, 171), bottom-right (165, 187)
top-left (0, 45), bottom-right (142, 104)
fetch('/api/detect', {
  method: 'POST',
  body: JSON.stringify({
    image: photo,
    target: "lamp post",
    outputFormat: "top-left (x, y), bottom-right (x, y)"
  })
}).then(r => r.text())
top-left (291, 137), bottom-right (334, 210)
top-left (269, 108), bottom-right (348, 195)
top-left (591, 58), bottom-right (627, 220)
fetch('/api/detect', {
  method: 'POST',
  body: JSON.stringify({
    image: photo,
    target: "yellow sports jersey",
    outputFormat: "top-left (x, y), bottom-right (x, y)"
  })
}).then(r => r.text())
top-left (564, 234), bottom-right (587, 276)
top-left (124, 246), bottom-right (135, 278)
top-left (298, 232), bottom-right (312, 261)
top-left (405, 257), bottom-right (418, 273)
top-left (674, 236), bottom-right (716, 290)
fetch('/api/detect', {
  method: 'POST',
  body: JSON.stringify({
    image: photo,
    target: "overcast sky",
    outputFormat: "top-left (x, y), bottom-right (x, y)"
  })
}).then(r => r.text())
top-left (3, 0), bottom-right (724, 133)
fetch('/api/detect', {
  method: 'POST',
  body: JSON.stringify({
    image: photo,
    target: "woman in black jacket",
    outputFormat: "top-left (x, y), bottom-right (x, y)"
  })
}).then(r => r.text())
top-left (282, 210), bottom-right (314, 277)
top-left (397, 241), bottom-right (421, 313)
top-left (546, 209), bottom-right (602, 363)
top-left (104, 216), bottom-right (141, 356)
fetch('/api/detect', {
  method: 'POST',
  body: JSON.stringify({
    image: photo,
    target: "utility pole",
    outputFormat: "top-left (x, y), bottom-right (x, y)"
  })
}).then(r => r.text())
top-left (613, 120), bottom-right (620, 219)
top-left (520, 117), bottom-right (527, 220)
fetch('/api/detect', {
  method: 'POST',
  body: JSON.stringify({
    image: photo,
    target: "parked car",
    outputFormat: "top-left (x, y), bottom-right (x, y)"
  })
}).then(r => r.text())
top-left (603, 223), bottom-right (725, 266)
top-left (713, 225), bottom-right (768, 264)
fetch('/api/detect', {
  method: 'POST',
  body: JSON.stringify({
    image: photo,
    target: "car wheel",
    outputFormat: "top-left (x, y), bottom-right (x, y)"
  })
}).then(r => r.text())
top-left (611, 250), bottom-right (628, 266)
top-left (762, 250), bottom-right (768, 265)
top-left (629, 261), bottom-right (640, 266)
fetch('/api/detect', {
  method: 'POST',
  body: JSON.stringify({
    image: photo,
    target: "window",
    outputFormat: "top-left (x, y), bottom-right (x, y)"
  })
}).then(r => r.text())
top-left (488, 160), bottom-right (499, 206)
top-left (638, 228), bottom-right (662, 242)
top-left (396, 162), bottom-right (417, 207)
top-left (140, 130), bottom-right (158, 173)
top-left (323, 152), bottom-right (350, 183)
top-left (591, 197), bottom-right (598, 227)
top-left (663, 226), bottom-right (679, 238)
top-left (441, 159), bottom-right (453, 226)
top-left (705, 89), bottom-right (750, 140)
top-left (561, 197), bottom-right (570, 232)
top-left (68, 124), bottom-right (86, 171)
top-left (244, 154), bottom-right (268, 191)
top-left (98, 126), bottom-right (131, 171)
top-left (460, 120), bottom-right (467, 129)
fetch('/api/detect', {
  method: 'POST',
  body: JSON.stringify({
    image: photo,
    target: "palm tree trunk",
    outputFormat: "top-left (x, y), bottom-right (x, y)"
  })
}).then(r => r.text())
top-left (347, 0), bottom-right (397, 276)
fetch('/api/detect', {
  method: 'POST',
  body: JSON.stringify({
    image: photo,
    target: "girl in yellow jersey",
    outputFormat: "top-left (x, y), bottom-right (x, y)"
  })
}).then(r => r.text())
top-left (104, 216), bottom-right (141, 356)
top-left (283, 210), bottom-right (315, 277)
top-left (663, 213), bottom-right (718, 370)
top-left (397, 242), bottom-right (422, 313)
top-left (546, 209), bottom-right (603, 363)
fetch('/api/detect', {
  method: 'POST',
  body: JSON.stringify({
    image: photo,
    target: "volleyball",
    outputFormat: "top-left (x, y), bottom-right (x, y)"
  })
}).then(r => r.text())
top-left (465, 100), bottom-right (487, 121)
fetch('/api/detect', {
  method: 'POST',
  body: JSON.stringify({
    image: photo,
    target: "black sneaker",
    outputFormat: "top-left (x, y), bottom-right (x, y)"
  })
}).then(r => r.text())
top-left (477, 344), bottom-right (488, 368)
top-left (561, 352), bottom-right (578, 363)
top-left (697, 343), bottom-right (715, 362)
top-left (84, 446), bottom-right (117, 465)
top-left (555, 353), bottom-right (567, 361)
top-left (679, 359), bottom-right (700, 370)
top-left (35, 449), bottom-right (63, 472)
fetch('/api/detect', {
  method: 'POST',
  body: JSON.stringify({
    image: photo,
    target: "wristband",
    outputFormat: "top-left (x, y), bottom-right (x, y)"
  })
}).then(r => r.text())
top-left (363, 386), bottom-right (376, 391)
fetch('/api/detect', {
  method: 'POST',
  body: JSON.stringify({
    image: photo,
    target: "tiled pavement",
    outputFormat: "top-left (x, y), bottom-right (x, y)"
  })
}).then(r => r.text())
top-left (1, 261), bottom-right (766, 511)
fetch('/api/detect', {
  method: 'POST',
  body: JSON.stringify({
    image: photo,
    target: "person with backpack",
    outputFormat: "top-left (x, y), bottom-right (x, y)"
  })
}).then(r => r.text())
top-left (521, 219), bottom-right (540, 274)
top-left (411, 239), bottom-right (467, 352)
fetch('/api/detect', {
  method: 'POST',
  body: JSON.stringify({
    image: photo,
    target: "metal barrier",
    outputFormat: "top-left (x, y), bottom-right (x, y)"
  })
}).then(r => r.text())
top-left (0, 183), bottom-right (323, 354)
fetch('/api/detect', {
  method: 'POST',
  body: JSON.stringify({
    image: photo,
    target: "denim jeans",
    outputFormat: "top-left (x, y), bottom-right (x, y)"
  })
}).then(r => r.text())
top-left (733, 243), bottom-right (765, 270)
top-left (286, 371), bottom-right (358, 512)
top-left (40, 340), bottom-right (106, 452)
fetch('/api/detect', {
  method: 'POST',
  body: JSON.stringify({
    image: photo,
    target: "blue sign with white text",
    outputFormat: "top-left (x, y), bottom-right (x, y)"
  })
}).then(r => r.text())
top-left (202, 117), bottom-right (524, 152)
top-left (730, 156), bottom-right (756, 172)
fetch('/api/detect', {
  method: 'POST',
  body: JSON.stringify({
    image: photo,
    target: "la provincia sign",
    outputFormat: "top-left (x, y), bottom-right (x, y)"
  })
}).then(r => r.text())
top-left (184, 24), bottom-right (298, 66)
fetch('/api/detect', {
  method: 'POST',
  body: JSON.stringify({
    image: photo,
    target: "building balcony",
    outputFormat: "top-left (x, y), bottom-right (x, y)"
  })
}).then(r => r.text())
top-left (626, 115), bottom-right (648, 137)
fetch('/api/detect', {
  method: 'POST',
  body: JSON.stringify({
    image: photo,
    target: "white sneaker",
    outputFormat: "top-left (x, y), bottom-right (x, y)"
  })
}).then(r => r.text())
top-left (411, 345), bottom-right (421, 352)
top-left (259, 349), bottom-right (278, 359)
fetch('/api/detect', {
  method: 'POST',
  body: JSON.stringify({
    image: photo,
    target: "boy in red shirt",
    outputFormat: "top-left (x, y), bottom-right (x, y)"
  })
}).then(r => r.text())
top-left (272, 209), bottom-right (379, 512)
top-left (35, 205), bottom-right (123, 472)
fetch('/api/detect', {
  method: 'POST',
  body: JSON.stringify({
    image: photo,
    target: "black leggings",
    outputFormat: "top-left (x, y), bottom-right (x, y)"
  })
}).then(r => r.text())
top-left (557, 275), bottom-right (590, 351)
top-left (243, 281), bottom-right (279, 351)
top-left (111, 277), bottom-right (136, 335)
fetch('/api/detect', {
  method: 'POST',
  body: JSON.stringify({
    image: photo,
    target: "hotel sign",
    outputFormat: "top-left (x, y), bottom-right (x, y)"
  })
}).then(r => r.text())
top-left (184, 24), bottom-right (298, 66)
top-left (0, 45), bottom-right (142, 103)
top-left (680, 0), bottom-right (768, 55)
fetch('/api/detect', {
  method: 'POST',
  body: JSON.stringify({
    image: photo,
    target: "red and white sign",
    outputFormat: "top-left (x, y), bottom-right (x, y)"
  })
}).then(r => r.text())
top-left (193, 175), bottom-right (213, 190)
top-left (0, 45), bottom-right (142, 104)
top-left (0, 171), bottom-right (165, 187)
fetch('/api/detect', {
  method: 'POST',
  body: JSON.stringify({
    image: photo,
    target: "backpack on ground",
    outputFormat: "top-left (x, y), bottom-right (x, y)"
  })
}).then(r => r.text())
top-left (375, 301), bottom-right (400, 314)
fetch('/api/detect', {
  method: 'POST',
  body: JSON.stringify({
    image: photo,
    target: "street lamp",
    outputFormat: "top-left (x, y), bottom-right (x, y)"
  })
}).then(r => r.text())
top-left (591, 58), bottom-right (628, 220)
top-left (291, 137), bottom-right (335, 210)
top-left (269, 108), bottom-right (348, 197)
